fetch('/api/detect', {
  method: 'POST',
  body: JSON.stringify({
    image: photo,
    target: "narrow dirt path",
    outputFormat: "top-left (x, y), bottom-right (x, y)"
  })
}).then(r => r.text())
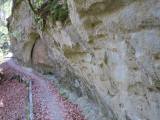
top-left (32, 76), bottom-right (64, 120)
top-left (0, 60), bottom-right (85, 120)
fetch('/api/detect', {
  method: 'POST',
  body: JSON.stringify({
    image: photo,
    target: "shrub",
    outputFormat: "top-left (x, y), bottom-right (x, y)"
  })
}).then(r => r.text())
top-left (29, 0), bottom-right (69, 29)
top-left (49, 0), bottom-right (68, 22)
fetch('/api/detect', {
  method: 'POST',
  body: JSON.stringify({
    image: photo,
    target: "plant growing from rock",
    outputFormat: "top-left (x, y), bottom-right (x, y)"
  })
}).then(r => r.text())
top-left (28, 0), bottom-right (69, 30)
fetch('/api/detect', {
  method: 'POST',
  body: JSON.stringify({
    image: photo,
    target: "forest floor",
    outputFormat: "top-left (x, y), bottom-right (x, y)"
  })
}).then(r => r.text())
top-left (0, 60), bottom-right (85, 120)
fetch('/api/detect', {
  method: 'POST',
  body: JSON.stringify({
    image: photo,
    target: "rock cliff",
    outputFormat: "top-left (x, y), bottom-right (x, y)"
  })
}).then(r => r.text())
top-left (8, 0), bottom-right (160, 120)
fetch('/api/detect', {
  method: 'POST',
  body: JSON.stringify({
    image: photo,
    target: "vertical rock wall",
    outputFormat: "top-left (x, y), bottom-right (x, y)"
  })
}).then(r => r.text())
top-left (8, 0), bottom-right (160, 120)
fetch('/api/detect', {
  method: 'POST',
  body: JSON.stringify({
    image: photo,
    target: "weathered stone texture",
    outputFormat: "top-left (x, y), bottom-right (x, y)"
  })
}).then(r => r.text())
top-left (8, 0), bottom-right (160, 120)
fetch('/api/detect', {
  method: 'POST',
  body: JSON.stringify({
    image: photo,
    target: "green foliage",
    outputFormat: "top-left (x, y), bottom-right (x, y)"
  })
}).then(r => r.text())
top-left (0, 0), bottom-right (11, 61)
top-left (30, 0), bottom-right (69, 29)
top-left (0, 31), bottom-right (10, 55)
top-left (49, 0), bottom-right (68, 22)
top-left (33, 0), bottom-right (44, 9)
top-left (34, 15), bottom-right (44, 30)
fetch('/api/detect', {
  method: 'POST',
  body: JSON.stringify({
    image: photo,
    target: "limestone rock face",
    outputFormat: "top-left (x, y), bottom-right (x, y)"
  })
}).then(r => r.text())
top-left (8, 0), bottom-right (160, 120)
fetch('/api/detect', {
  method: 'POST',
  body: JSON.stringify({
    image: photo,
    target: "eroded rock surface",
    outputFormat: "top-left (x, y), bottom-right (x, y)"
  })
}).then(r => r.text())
top-left (8, 0), bottom-right (160, 120)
